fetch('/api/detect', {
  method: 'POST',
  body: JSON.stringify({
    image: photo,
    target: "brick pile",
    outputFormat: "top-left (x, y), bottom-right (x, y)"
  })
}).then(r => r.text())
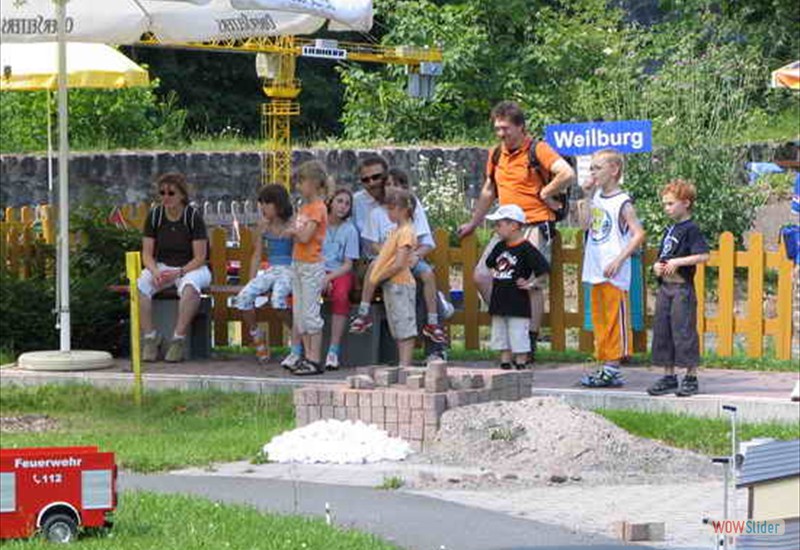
top-left (293, 362), bottom-right (534, 452)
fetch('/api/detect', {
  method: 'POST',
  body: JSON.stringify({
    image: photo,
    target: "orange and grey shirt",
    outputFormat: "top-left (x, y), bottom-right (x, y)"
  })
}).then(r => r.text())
top-left (485, 136), bottom-right (562, 224)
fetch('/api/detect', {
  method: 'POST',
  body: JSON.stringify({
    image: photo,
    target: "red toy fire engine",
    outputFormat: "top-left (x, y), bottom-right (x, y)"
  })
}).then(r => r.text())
top-left (0, 446), bottom-right (117, 542)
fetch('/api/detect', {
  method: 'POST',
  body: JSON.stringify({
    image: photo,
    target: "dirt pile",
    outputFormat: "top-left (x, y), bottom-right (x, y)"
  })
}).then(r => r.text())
top-left (419, 397), bottom-right (719, 486)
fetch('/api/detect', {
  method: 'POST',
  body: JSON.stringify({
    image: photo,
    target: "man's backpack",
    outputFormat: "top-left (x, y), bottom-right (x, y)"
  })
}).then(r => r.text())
top-left (489, 140), bottom-right (573, 223)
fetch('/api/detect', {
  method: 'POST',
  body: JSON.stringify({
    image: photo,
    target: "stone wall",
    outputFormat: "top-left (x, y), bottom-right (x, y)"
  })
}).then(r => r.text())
top-left (0, 147), bottom-right (488, 208)
top-left (1, 141), bottom-right (796, 208)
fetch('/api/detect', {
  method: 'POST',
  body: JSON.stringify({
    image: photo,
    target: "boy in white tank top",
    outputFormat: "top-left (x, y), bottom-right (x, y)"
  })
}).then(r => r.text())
top-left (578, 149), bottom-right (646, 387)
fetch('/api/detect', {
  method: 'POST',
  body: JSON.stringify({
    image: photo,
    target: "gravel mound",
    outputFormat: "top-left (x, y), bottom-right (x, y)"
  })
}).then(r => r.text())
top-left (420, 397), bottom-right (718, 486)
top-left (264, 419), bottom-right (412, 464)
top-left (0, 414), bottom-right (59, 433)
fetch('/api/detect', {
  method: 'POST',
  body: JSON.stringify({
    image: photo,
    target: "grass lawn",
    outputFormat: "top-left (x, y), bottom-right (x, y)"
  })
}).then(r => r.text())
top-left (598, 409), bottom-right (800, 456)
top-left (0, 385), bottom-right (294, 472)
top-left (0, 491), bottom-right (398, 550)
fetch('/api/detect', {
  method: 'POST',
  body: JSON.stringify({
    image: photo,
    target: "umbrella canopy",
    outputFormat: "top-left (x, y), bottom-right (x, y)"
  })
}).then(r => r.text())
top-left (770, 60), bottom-right (800, 90)
top-left (0, 0), bottom-right (372, 44)
top-left (1, 42), bottom-right (149, 90)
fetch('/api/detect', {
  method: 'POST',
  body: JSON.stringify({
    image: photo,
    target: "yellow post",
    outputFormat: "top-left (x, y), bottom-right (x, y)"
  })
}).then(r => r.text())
top-left (125, 251), bottom-right (143, 406)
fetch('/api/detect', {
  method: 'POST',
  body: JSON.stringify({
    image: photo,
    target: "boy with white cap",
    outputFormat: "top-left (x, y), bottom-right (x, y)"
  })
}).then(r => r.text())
top-left (485, 204), bottom-right (550, 369)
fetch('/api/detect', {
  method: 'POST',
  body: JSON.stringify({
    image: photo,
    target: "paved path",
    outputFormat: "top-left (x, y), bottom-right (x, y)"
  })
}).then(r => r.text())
top-left (120, 472), bottom-right (641, 550)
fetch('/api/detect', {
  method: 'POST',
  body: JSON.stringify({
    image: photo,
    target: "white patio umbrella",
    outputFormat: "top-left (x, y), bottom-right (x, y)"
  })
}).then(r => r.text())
top-left (2, 0), bottom-right (373, 361)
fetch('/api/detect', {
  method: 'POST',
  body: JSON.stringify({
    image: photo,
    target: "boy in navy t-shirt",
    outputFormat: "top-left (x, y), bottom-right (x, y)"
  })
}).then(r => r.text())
top-left (647, 180), bottom-right (710, 397)
top-left (485, 204), bottom-right (550, 370)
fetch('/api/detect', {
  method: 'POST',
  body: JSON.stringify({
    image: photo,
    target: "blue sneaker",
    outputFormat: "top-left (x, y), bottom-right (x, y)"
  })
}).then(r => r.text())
top-left (580, 366), bottom-right (625, 387)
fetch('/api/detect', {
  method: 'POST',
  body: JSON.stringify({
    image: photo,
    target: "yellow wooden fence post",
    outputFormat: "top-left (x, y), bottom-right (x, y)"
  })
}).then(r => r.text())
top-left (210, 227), bottom-right (229, 346)
top-left (125, 251), bottom-right (143, 407)
top-left (746, 233), bottom-right (764, 358)
top-left (549, 232), bottom-right (566, 352)
top-left (461, 233), bottom-right (480, 350)
top-left (716, 232), bottom-right (735, 356)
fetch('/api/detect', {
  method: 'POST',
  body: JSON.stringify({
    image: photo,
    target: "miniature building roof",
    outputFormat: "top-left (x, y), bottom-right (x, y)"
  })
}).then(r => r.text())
top-left (737, 439), bottom-right (800, 488)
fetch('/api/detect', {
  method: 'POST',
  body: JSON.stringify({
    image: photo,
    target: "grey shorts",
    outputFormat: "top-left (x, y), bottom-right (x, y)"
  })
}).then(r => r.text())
top-left (651, 282), bottom-right (700, 368)
top-left (491, 315), bottom-right (531, 354)
top-left (383, 282), bottom-right (417, 341)
top-left (292, 261), bottom-right (325, 334)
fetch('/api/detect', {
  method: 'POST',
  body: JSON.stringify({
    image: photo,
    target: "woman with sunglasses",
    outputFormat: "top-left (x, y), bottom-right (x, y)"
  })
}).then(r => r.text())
top-left (137, 172), bottom-right (211, 362)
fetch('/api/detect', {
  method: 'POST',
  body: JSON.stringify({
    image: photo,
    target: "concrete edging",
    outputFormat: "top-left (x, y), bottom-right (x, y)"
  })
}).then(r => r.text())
top-left (1, 368), bottom-right (796, 423)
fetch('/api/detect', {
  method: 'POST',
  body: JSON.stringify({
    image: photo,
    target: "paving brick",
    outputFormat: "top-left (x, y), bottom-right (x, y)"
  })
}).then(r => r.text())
top-left (517, 371), bottom-right (534, 386)
top-left (356, 366), bottom-right (376, 378)
top-left (470, 374), bottom-right (485, 389)
top-left (424, 409), bottom-right (441, 426)
top-left (410, 422), bottom-right (424, 440)
top-left (371, 407), bottom-right (385, 424)
top-left (613, 522), bottom-right (665, 542)
top-left (359, 392), bottom-right (372, 408)
top-left (397, 392), bottom-right (410, 409)
top-left (346, 407), bottom-right (359, 421)
top-left (372, 391), bottom-right (384, 408)
top-left (321, 405), bottom-right (334, 418)
top-left (406, 374), bottom-right (425, 390)
top-left (397, 369), bottom-right (409, 385)
top-left (423, 393), bottom-right (447, 413)
top-left (296, 405), bottom-right (309, 424)
top-left (384, 390), bottom-right (397, 408)
top-left (318, 390), bottom-right (333, 406)
top-left (425, 377), bottom-right (449, 393)
top-left (375, 368), bottom-right (400, 387)
top-left (293, 389), bottom-right (305, 406)
top-left (409, 440), bottom-right (423, 453)
top-left (333, 407), bottom-right (347, 421)
top-left (477, 389), bottom-right (491, 403)
top-left (409, 392), bottom-right (423, 409)
top-left (353, 375), bottom-right (376, 390)
top-left (308, 406), bottom-right (321, 422)
top-left (345, 391), bottom-right (359, 407)
top-left (423, 422), bottom-right (439, 440)
top-left (332, 389), bottom-right (346, 407)
top-left (411, 409), bottom-right (424, 426)
top-left (359, 406), bottom-right (372, 423)
top-left (385, 422), bottom-right (399, 437)
top-left (385, 407), bottom-right (399, 423)
top-left (446, 390), bottom-right (467, 408)
top-left (305, 389), bottom-right (318, 405)
top-left (426, 360), bottom-right (448, 379)
top-left (399, 423), bottom-right (411, 439)
top-left (397, 406), bottom-right (411, 423)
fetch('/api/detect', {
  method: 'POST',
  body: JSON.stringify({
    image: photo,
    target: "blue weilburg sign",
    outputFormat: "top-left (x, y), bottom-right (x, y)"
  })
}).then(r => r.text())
top-left (544, 120), bottom-right (652, 156)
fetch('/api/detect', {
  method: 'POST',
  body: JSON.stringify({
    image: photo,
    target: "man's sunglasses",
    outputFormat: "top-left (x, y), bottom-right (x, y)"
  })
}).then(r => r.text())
top-left (360, 173), bottom-right (386, 184)
top-left (159, 190), bottom-right (176, 196)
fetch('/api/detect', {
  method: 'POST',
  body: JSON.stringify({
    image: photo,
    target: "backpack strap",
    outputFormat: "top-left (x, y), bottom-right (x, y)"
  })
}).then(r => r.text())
top-left (528, 139), bottom-right (551, 185)
top-left (150, 205), bottom-right (164, 231)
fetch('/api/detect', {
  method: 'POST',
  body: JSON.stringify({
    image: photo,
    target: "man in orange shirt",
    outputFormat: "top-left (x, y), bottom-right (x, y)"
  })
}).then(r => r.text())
top-left (459, 101), bottom-right (576, 360)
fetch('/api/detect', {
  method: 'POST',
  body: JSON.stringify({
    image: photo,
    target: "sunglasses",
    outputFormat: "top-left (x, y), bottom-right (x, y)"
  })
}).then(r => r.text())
top-left (360, 172), bottom-right (386, 184)
top-left (159, 190), bottom-right (176, 197)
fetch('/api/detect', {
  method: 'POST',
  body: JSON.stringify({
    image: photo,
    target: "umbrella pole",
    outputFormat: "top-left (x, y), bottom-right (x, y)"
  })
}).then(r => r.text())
top-left (47, 90), bottom-right (60, 329)
top-left (56, 0), bottom-right (70, 352)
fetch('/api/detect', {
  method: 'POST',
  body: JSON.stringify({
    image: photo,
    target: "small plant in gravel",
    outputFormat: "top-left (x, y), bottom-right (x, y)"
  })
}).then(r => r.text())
top-left (489, 426), bottom-right (524, 442)
top-left (377, 476), bottom-right (405, 490)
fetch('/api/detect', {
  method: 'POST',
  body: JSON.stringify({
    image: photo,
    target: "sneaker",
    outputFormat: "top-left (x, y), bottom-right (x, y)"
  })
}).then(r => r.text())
top-left (438, 291), bottom-right (455, 320)
top-left (281, 352), bottom-right (302, 371)
top-left (500, 362), bottom-right (513, 370)
top-left (791, 381), bottom-right (800, 402)
top-left (164, 338), bottom-right (185, 363)
top-left (141, 334), bottom-right (162, 362)
top-left (647, 375), bottom-right (679, 396)
top-left (422, 323), bottom-right (448, 344)
top-left (676, 375), bottom-right (699, 397)
top-left (580, 366), bottom-right (625, 388)
top-left (293, 358), bottom-right (324, 376)
top-left (325, 351), bottom-right (340, 371)
top-left (349, 315), bottom-right (373, 334)
top-left (513, 362), bottom-right (533, 371)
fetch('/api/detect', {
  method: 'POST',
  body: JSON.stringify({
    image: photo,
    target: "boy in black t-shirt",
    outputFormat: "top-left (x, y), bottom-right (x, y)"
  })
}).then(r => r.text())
top-left (647, 180), bottom-right (710, 397)
top-left (485, 204), bottom-right (550, 370)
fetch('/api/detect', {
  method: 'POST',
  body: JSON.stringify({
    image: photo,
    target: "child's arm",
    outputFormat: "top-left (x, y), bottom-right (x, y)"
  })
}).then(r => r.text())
top-left (325, 258), bottom-right (353, 285)
top-left (373, 245), bottom-right (412, 284)
top-left (291, 218), bottom-right (318, 244)
top-left (248, 222), bottom-right (266, 281)
top-left (603, 202), bottom-right (646, 279)
top-left (661, 253), bottom-right (710, 276)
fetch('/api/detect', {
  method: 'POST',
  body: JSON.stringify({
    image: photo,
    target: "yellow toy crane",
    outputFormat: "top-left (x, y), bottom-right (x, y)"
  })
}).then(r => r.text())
top-left (142, 35), bottom-right (443, 188)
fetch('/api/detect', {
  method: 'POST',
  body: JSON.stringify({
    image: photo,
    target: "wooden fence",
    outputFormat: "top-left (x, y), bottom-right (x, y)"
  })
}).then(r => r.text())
top-left (2, 204), bottom-right (796, 360)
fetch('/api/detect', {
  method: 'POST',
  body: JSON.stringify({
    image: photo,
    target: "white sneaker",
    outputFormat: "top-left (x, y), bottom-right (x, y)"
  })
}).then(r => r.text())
top-left (281, 352), bottom-right (301, 370)
top-left (438, 291), bottom-right (455, 320)
top-left (791, 381), bottom-right (800, 402)
top-left (325, 351), bottom-right (340, 371)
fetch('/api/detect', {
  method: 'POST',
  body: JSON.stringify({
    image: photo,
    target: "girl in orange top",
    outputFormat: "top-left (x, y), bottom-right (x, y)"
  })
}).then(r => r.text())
top-left (287, 160), bottom-right (329, 375)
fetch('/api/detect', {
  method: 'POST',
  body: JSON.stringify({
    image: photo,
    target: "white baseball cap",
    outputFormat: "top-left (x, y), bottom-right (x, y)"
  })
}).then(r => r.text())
top-left (485, 204), bottom-right (526, 224)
